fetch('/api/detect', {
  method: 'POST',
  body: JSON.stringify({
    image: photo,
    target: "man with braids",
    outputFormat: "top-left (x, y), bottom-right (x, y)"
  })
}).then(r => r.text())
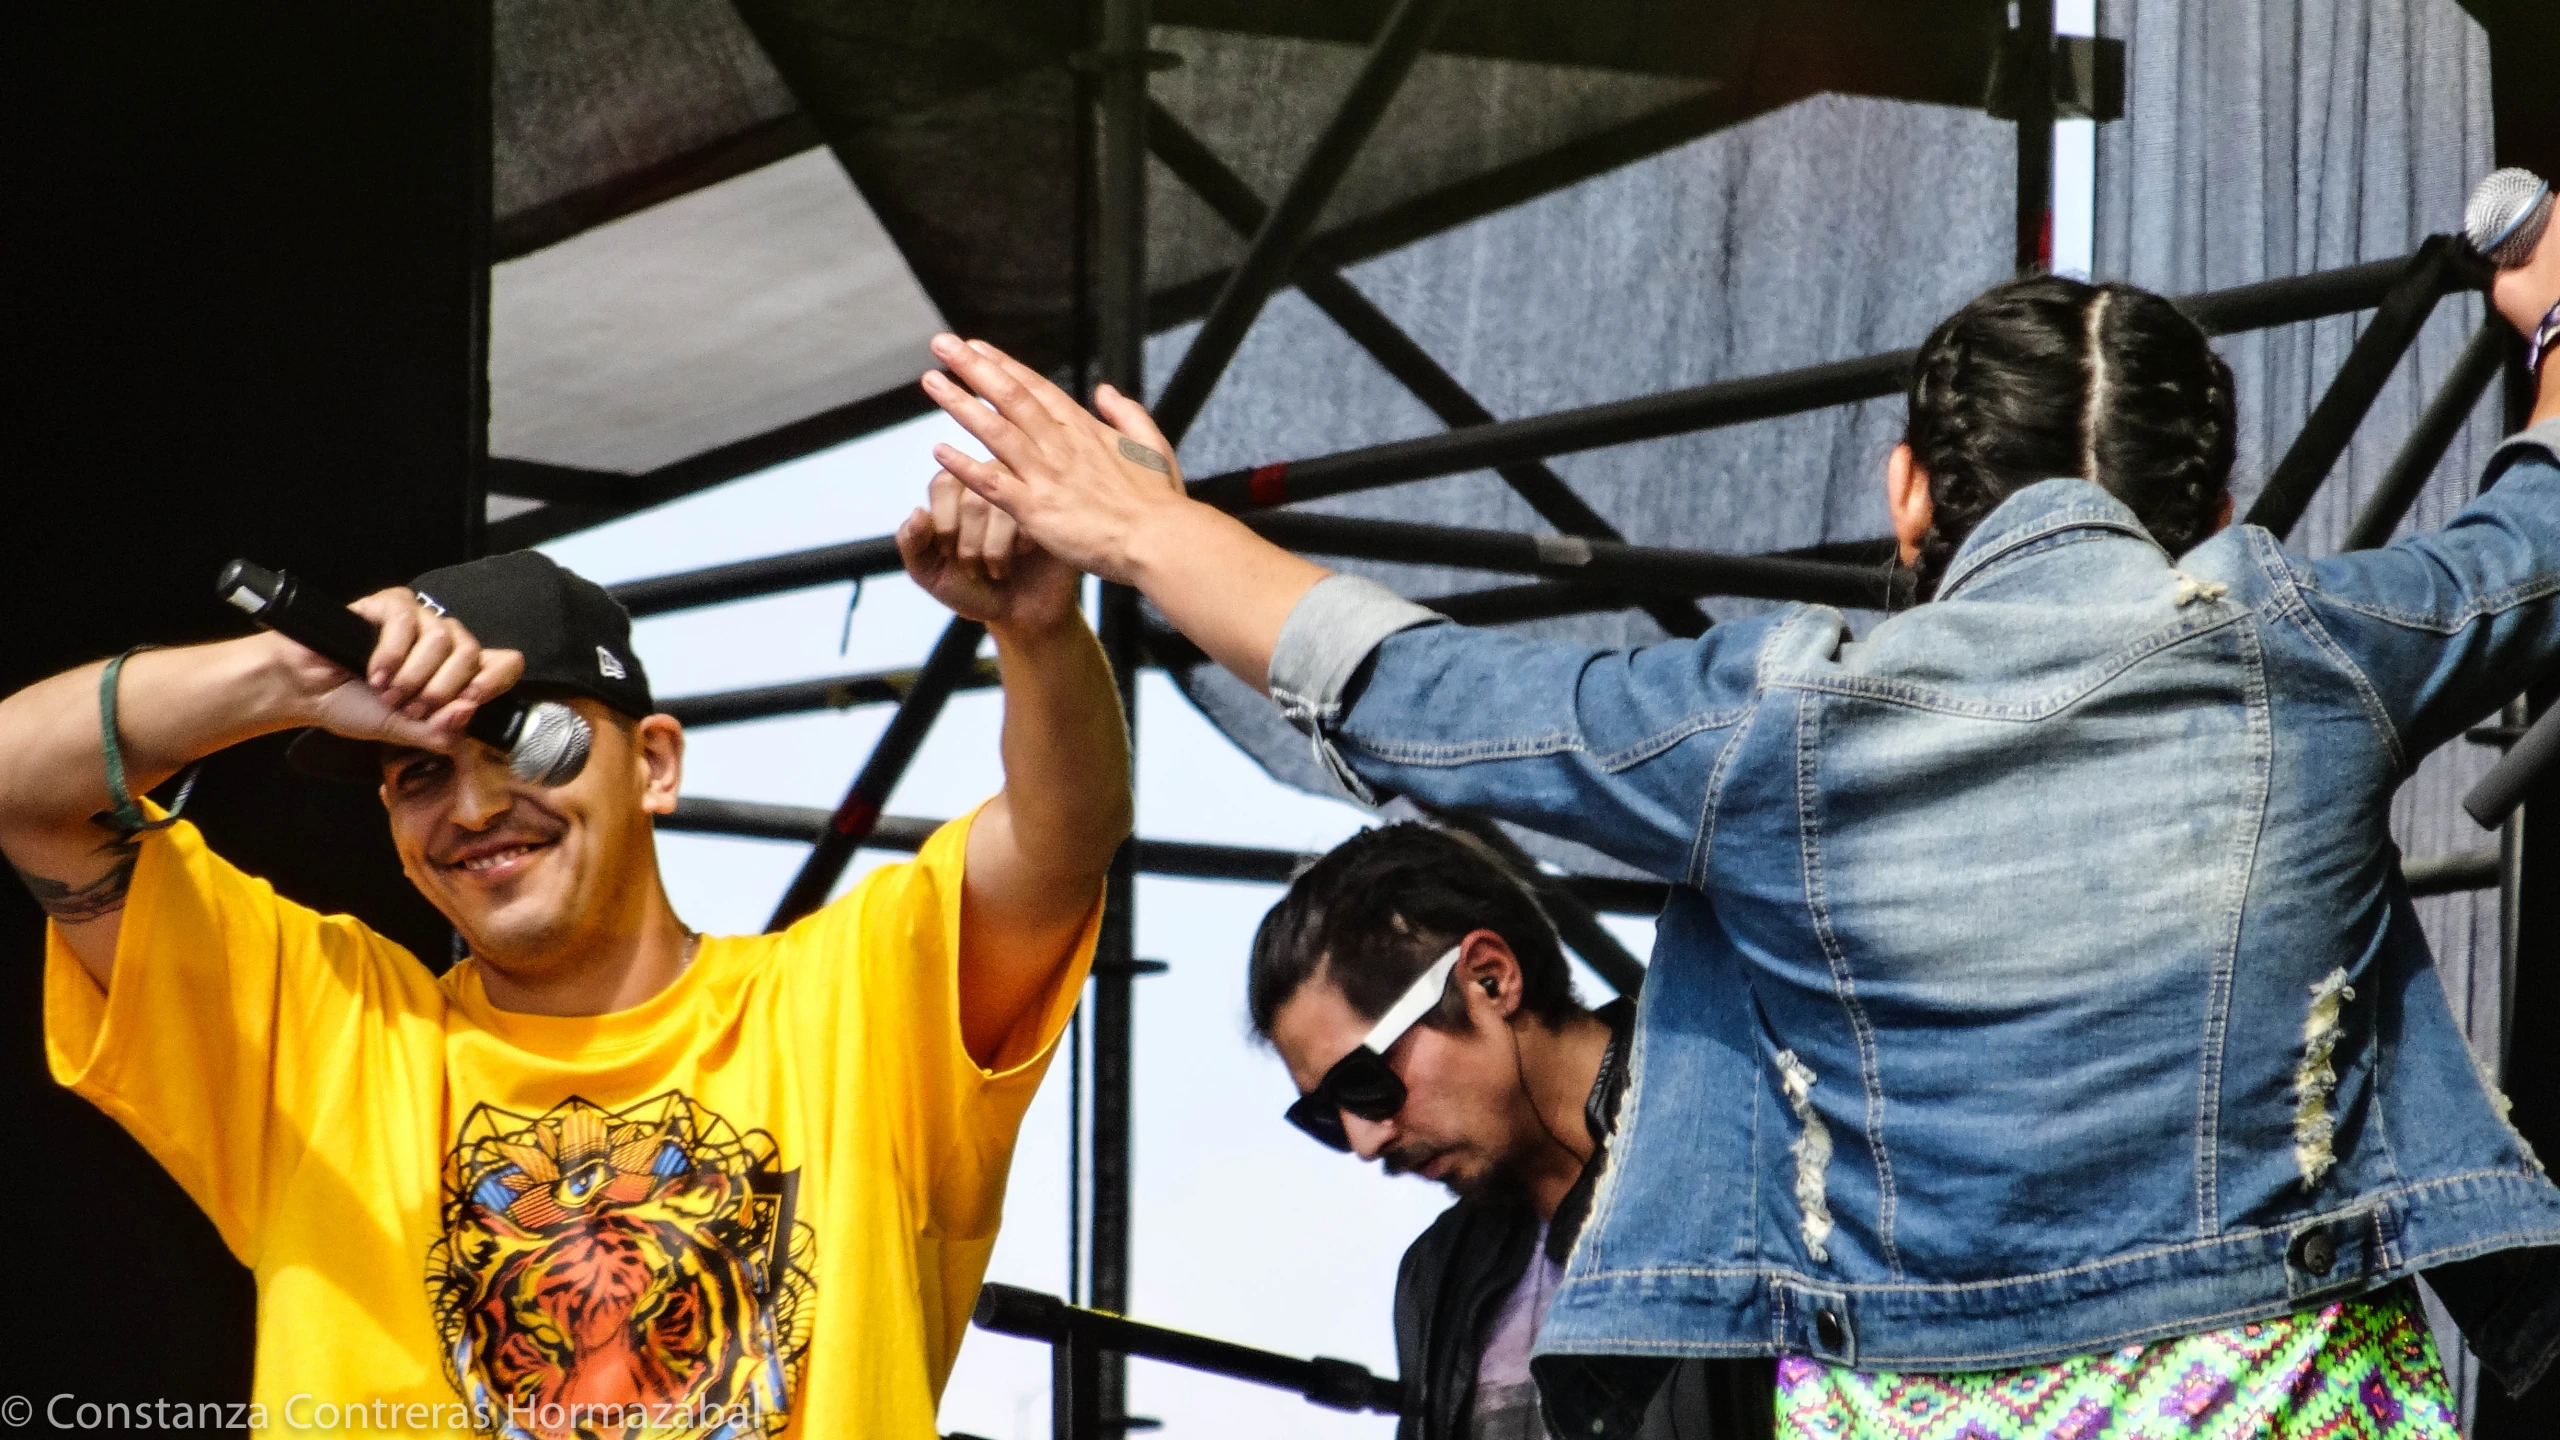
top-left (904, 221), bottom-right (2560, 1438)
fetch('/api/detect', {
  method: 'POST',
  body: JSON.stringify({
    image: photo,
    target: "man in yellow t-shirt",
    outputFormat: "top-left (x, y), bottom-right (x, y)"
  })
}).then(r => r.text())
top-left (0, 477), bottom-right (1128, 1437)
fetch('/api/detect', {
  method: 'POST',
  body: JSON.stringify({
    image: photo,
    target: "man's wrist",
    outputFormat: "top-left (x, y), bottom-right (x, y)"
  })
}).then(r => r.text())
top-left (228, 632), bottom-right (337, 732)
top-left (99, 635), bottom-right (315, 781)
top-left (985, 607), bottom-right (1090, 653)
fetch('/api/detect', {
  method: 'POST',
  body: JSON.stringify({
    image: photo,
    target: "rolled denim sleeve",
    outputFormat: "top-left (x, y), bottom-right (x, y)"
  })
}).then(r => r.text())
top-left (1268, 575), bottom-right (1448, 805)
top-left (2296, 419), bottom-right (2560, 759)
top-left (1268, 575), bottom-right (1774, 882)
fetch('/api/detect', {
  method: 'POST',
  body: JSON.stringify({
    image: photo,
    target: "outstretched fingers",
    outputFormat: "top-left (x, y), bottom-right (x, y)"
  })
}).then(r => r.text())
top-left (921, 369), bottom-right (1048, 479)
top-left (965, 340), bottom-right (1093, 432)
top-left (965, 339), bottom-right (1089, 432)
top-left (928, 335), bottom-right (1068, 447)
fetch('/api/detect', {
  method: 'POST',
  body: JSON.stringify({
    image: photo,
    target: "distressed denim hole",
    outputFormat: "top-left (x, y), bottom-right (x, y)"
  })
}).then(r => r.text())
top-left (1774, 1049), bottom-right (1834, 1262)
top-left (2292, 968), bottom-right (2355, 1188)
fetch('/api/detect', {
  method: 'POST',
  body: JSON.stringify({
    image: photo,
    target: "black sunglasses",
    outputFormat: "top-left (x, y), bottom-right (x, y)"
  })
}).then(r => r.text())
top-left (1284, 945), bottom-right (1463, 1151)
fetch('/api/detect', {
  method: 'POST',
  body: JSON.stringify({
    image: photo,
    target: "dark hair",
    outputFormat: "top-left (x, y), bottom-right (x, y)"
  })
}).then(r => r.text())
top-left (1903, 275), bottom-right (2237, 600)
top-left (1247, 823), bottom-right (1582, 1042)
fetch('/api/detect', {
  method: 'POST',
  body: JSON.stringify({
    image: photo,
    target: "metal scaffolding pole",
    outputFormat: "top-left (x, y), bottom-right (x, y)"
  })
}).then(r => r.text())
top-left (1185, 254), bottom-right (2427, 519)
top-left (667, 796), bottom-right (2502, 905)
top-left (1145, 105), bottom-right (1711, 639)
top-left (1244, 511), bottom-right (1900, 609)
top-left (667, 796), bottom-right (1683, 913)
top-left (607, 535), bottom-right (905, 618)
top-left (2012, 0), bottom-right (2055, 273)
top-left (1149, 0), bottom-right (1459, 443)
top-left (592, 258), bottom-right (2427, 629)
top-left (764, 619), bottom-right (987, 930)
top-left (2341, 320), bottom-right (2508, 551)
top-left (1089, 0), bottom-right (1150, 1427)
top-left (2244, 237), bottom-right (2463, 540)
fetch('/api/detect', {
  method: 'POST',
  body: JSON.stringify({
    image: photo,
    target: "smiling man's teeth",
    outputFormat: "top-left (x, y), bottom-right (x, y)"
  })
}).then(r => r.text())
top-left (461, 845), bottom-right (535, 872)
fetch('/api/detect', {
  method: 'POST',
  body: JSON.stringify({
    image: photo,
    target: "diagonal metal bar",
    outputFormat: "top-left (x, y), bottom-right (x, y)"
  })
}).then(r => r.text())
top-left (765, 618), bottom-right (987, 931)
top-left (1150, 0), bottom-right (1459, 444)
top-left (2342, 321), bottom-right (2510, 551)
top-left (2244, 237), bottom-right (2464, 540)
top-left (1244, 512), bottom-right (1899, 610)
top-left (1147, 105), bottom-right (1710, 639)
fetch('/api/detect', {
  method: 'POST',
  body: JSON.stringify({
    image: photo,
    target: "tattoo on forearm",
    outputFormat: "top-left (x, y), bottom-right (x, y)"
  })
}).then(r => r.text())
top-left (1118, 437), bottom-right (1172, 474)
top-left (13, 837), bottom-right (140, 924)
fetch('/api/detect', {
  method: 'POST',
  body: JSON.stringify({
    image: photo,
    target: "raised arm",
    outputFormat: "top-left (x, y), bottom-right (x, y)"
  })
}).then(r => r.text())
top-left (0, 593), bottom-right (519, 985)
top-left (2294, 234), bottom-right (2560, 757)
top-left (913, 336), bottom-right (1756, 882)
top-left (919, 335), bottom-right (1329, 693)
top-left (895, 474), bottom-right (1133, 1066)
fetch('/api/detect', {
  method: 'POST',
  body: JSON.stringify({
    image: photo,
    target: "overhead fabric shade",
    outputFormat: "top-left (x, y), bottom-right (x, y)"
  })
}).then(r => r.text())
top-left (488, 150), bottom-right (944, 476)
top-left (481, 0), bottom-right (2013, 540)
top-left (492, 0), bottom-right (806, 258)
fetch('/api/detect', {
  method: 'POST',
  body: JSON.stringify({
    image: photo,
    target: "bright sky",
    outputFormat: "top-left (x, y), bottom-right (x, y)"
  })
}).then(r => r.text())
top-left (539, 31), bottom-right (2100, 1430)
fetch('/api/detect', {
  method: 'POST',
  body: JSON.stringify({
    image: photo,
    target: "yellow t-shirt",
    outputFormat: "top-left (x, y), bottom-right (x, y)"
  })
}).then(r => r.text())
top-left (46, 807), bottom-right (1096, 1438)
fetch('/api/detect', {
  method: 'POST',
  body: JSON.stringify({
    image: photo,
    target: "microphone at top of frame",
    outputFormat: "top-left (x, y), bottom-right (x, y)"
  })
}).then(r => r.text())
top-left (2465, 168), bottom-right (2551, 270)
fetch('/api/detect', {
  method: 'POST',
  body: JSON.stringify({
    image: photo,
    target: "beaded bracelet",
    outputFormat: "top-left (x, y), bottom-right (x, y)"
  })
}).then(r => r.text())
top-left (2532, 298), bottom-right (2560, 380)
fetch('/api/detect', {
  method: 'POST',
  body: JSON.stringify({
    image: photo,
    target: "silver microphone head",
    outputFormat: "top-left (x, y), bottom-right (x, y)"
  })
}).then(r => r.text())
top-left (507, 700), bottom-right (594, 786)
top-left (2466, 167), bottom-right (2552, 270)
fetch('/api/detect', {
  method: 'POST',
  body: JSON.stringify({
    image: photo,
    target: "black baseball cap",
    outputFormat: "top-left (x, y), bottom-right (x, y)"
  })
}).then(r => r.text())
top-left (287, 551), bottom-right (655, 782)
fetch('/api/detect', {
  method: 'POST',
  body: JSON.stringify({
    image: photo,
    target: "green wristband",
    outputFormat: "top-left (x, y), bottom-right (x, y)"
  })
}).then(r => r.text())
top-left (96, 648), bottom-right (196, 836)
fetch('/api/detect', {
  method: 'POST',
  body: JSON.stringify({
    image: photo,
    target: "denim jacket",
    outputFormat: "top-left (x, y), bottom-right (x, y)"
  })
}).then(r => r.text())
top-left (1267, 422), bottom-right (2560, 1433)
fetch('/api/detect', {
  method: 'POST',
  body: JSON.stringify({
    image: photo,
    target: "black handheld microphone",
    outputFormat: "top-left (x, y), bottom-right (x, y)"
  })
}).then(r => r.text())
top-left (215, 559), bottom-right (593, 786)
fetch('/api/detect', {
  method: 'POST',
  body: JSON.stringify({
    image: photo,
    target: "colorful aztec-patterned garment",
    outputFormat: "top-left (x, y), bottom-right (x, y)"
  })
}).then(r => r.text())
top-left (1776, 1287), bottom-right (2459, 1440)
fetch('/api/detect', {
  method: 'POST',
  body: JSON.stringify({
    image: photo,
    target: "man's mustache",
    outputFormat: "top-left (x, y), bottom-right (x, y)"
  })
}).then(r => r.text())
top-left (429, 806), bottom-right (568, 868)
top-left (1382, 1144), bottom-right (1444, 1178)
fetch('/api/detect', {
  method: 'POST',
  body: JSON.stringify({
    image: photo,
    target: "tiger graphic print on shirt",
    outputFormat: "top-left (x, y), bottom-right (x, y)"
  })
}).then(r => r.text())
top-left (425, 1092), bottom-right (817, 1439)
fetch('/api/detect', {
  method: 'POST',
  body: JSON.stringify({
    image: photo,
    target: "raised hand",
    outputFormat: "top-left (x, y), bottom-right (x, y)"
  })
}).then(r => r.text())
top-left (918, 334), bottom-right (1186, 586)
top-left (287, 587), bottom-right (524, 752)
top-left (897, 471), bottom-right (1085, 635)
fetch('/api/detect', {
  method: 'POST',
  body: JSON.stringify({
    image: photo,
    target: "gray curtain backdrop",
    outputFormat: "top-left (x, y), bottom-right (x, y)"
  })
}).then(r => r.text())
top-left (1155, 91), bottom-right (2016, 879)
top-left (2094, 0), bottom-right (2504, 1416)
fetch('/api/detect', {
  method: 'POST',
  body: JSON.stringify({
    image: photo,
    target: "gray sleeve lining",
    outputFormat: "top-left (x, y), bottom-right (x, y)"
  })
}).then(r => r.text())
top-left (1265, 575), bottom-right (1444, 805)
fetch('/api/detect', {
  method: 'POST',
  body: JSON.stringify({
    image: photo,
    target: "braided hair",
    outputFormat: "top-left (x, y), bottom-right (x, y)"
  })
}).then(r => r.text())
top-left (1902, 275), bottom-right (2237, 600)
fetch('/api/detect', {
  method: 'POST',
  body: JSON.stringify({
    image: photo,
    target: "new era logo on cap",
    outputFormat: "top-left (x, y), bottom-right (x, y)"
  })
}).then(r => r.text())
top-left (597, 646), bottom-right (627, 680)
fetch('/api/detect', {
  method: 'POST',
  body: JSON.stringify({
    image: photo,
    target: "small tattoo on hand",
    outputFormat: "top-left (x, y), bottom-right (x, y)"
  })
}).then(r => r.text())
top-left (1118, 437), bottom-right (1172, 474)
top-left (14, 835), bottom-right (140, 924)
